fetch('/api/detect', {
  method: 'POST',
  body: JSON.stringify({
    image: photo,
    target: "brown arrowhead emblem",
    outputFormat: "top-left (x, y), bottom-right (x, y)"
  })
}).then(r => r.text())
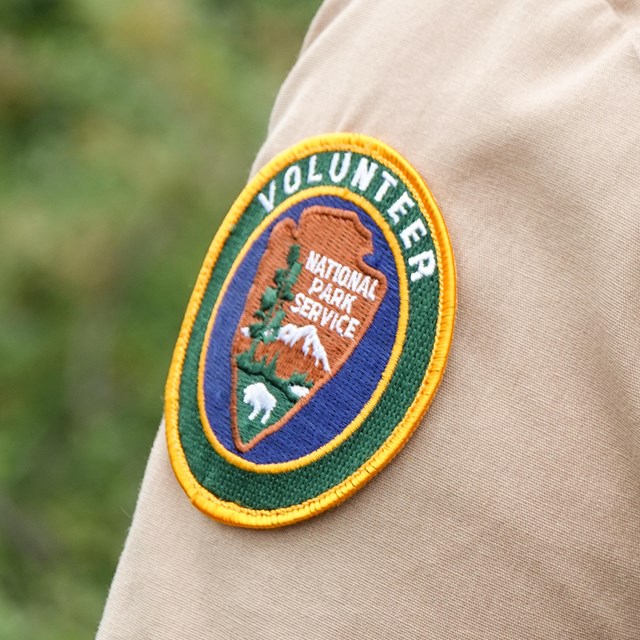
top-left (230, 206), bottom-right (387, 452)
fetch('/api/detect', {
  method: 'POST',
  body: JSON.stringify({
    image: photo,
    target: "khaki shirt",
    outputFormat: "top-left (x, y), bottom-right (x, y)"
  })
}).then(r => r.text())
top-left (98, 1), bottom-right (640, 637)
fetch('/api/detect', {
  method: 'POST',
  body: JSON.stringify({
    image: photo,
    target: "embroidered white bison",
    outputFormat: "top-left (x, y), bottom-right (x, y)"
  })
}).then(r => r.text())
top-left (243, 382), bottom-right (277, 424)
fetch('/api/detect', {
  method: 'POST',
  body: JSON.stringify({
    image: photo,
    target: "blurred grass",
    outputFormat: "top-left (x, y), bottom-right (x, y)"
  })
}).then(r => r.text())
top-left (0, 1), bottom-right (317, 637)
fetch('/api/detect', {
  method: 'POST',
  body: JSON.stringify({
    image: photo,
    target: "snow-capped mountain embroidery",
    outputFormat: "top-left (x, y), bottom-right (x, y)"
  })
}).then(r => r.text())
top-left (242, 323), bottom-right (331, 373)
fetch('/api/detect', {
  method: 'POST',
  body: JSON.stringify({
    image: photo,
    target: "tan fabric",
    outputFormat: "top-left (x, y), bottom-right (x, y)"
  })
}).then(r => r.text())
top-left (98, 1), bottom-right (640, 637)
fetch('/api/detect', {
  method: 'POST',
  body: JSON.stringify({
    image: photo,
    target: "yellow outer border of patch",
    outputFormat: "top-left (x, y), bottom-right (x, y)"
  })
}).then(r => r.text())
top-left (196, 186), bottom-right (409, 473)
top-left (165, 133), bottom-right (456, 528)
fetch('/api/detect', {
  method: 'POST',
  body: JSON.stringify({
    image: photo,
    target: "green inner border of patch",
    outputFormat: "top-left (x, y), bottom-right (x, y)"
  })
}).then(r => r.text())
top-left (177, 152), bottom-right (439, 510)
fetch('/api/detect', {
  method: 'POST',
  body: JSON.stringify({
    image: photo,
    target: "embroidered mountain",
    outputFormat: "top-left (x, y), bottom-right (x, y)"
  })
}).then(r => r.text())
top-left (242, 323), bottom-right (331, 373)
top-left (230, 206), bottom-right (387, 452)
top-left (278, 323), bottom-right (331, 372)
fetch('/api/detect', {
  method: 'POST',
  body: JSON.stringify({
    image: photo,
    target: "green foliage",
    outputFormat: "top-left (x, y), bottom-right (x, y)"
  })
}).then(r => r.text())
top-left (275, 244), bottom-right (303, 297)
top-left (0, 1), bottom-right (317, 638)
top-left (236, 351), bottom-right (302, 405)
top-left (247, 242), bottom-right (302, 347)
top-left (288, 371), bottom-right (313, 389)
top-left (260, 286), bottom-right (278, 313)
top-left (237, 242), bottom-right (313, 404)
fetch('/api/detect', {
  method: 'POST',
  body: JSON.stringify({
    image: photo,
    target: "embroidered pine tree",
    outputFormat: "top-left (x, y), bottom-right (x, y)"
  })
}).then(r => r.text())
top-left (236, 244), bottom-right (313, 402)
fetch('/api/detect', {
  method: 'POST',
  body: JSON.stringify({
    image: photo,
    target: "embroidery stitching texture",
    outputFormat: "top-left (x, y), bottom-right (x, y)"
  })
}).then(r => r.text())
top-left (165, 133), bottom-right (456, 528)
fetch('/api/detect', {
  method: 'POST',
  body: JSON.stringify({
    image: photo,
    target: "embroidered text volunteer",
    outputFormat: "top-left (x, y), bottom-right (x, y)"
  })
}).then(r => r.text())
top-left (258, 152), bottom-right (436, 283)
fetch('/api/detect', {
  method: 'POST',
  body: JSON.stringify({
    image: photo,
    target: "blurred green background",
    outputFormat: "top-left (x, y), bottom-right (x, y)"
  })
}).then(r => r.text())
top-left (0, 1), bottom-right (317, 637)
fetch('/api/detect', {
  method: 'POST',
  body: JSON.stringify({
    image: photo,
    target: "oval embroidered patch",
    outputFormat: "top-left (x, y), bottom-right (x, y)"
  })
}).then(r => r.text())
top-left (165, 133), bottom-right (456, 528)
